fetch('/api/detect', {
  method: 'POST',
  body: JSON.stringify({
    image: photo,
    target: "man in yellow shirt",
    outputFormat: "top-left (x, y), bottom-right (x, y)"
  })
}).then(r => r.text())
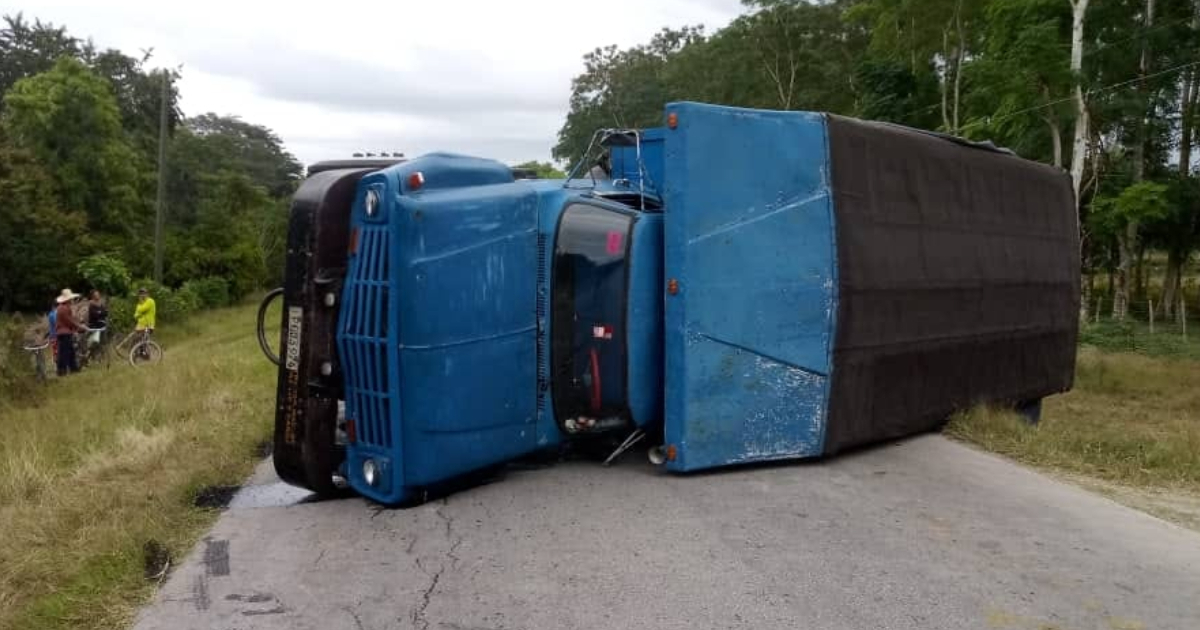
top-left (134, 287), bottom-right (157, 335)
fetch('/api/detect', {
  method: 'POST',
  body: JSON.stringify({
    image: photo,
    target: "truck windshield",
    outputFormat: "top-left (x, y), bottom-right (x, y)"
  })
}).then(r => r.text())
top-left (551, 204), bottom-right (633, 426)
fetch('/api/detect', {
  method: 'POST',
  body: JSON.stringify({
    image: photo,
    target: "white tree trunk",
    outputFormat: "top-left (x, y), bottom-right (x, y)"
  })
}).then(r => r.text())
top-left (1044, 116), bottom-right (1064, 168)
top-left (1068, 0), bottom-right (1090, 204)
top-left (1069, 0), bottom-right (1091, 323)
top-left (953, 0), bottom-right (965, 133)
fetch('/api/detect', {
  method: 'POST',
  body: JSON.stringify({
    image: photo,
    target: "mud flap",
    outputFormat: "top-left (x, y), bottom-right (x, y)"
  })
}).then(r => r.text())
top-left (273, 167), bottom-right (381, 495)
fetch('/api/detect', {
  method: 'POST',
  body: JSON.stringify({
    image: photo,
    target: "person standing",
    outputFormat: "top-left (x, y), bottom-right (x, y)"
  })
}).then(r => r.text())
top-left (47, 300), bottom-right (59, 359)
top-left (55, 288), bottom-right (83, 376)
top-left (86, 290), bottom-right (109, 352)
top-left (134, 287), bottom-right (156, 337)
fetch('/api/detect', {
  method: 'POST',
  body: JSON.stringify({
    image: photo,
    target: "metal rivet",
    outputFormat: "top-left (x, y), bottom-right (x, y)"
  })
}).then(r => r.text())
top-left (323, 292), bottom-right (336, 307)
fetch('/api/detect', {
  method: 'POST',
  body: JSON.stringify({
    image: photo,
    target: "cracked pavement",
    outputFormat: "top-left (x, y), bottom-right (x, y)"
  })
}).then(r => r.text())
top-left (132, 435), bottom-right (1200, 630)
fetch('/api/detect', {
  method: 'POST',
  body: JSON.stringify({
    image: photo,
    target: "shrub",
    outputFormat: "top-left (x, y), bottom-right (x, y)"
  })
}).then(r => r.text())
top-left (77, 254), bottom-right (132, 297)
top-left (157, 290), bottom-right (193, 324)
top-left (107, 296), bottom-right (134, 331)
top-left (0, 314), bottom-right (37, 403)
top-left (182, 277), bottom-right (231, 309)
top-left (172, 283), bottom-right (203, 316)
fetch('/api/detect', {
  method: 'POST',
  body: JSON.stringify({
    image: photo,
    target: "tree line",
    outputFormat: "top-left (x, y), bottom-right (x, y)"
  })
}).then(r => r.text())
top-left (0, 14), bottom-right (302, 315)
top-left (555, 0), bottom-right (1200, 321)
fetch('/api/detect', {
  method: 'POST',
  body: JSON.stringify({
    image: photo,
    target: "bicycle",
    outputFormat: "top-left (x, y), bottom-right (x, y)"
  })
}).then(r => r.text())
top-left (112, 328), bottom-right (164, 367)
top-left (79, 325), bottom-right (113, 369)
top-left (22, 339), bottom-right (51, 382)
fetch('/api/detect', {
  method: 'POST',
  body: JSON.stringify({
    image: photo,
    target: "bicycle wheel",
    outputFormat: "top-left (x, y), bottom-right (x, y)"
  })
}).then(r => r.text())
top-left (129, 340), bottom-right (163, 366)
top-left (94, 340), bottom-right (113, 369)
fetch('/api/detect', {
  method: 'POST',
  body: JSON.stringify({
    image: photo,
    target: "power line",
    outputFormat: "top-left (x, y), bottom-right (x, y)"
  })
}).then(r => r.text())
top-left (960, 59), bottom-right (1200, 132)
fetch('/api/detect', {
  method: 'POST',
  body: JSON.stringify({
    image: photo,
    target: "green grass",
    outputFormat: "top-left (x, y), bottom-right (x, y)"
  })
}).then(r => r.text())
top-left (1078, 319), bottom-right (1200, 360)
top-left (0, 301), bottom-right (279, 630)
top-left (947, 346), bottom-right (1200, 493)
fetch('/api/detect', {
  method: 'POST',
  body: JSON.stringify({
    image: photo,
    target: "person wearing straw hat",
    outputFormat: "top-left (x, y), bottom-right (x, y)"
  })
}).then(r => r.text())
top-left (54, 288), bottom-right (83, 376)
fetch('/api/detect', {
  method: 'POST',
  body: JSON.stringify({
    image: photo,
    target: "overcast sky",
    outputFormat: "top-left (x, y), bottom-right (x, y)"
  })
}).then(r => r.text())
top-left (20, 0), bottom-right (746, 167)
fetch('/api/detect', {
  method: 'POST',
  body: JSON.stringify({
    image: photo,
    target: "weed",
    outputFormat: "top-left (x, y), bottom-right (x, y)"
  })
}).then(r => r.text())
top-left (0, 301), bottom-right (279, 630)
top-left (948, 347), bottom-right (1200, 493)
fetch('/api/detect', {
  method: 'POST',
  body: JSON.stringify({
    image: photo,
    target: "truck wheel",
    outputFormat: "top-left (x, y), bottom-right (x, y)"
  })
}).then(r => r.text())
top-left (1016, 398), bottom-right (1042, 425)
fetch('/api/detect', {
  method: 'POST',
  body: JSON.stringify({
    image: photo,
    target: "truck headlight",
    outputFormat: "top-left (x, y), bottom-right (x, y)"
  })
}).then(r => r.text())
top-left (364, 189), bottom-right (380, 218)
top-left (362, 458), bottom-right (380, 487)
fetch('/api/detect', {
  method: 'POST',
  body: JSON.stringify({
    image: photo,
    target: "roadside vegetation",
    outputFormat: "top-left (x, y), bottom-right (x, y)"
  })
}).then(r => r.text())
top-left (0, 301), bottom-right (278, 630)
top-left (948, 323), bottom-right (1200, 528)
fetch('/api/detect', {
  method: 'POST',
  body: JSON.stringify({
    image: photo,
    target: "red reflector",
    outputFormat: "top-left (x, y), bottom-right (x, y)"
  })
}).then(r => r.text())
top-left (667, 112), bottom-right (678, 129)
top-left (592, 325), bottom-right (613, 340)
top-left (349, 228), bottom-right (360, 255)
top-left (345, 418), bottom-right (357, 443)
top-left (408, 171), bottom-right (425, 190)
top-left (666, 444), bottom-right (678, 461)
top-left (667, 278), bottom-right (679, 295)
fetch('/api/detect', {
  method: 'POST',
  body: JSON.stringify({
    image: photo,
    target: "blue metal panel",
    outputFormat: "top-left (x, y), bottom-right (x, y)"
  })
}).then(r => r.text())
top-left (610, 128), bottom-right (665, 195)
top-left (395, 180), bottom-right (541, 487)
top-left (626, 213), bottom-right (664, 428)
top-left (661, 102), bottom-right (838, 471)
top-left (340, 154), bottom-right (548, 502)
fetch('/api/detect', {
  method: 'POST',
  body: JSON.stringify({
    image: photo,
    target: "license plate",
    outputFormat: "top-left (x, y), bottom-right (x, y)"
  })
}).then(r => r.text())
top-left (285, 306), bottom-right (303, 371)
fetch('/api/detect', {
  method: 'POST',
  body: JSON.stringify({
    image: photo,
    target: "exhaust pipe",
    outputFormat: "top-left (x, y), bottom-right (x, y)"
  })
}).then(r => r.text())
top-left (648, 446), bottom-right (666, 466)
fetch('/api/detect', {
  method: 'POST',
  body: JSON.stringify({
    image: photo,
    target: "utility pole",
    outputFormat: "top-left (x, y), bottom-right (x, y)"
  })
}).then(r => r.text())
top-left (153, 69), bottom-right (169, 284)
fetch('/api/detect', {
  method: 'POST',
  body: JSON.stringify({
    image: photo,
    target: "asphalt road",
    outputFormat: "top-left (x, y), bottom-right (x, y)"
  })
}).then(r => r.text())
top-left (133, 435), bottom-right (1200, 630)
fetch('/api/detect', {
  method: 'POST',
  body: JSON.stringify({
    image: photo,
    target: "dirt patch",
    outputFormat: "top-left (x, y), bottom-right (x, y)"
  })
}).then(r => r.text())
top-left (193, 485), bottom-right (240, 509)
top-left (1058, 473), bottom-right (1200, 532)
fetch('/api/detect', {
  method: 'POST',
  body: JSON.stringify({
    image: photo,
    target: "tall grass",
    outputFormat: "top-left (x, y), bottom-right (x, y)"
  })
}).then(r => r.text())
top-left (0, 302), bottom-right (278, 630)
top-left (947, 346), bottom-right (1200, 492)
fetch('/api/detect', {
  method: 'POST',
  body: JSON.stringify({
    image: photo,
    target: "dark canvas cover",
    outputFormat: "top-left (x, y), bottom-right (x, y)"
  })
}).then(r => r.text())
top-left (823, 115), bottom-right (1080, 454)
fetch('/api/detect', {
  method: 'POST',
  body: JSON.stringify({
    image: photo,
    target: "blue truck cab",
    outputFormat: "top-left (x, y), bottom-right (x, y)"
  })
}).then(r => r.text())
top-left (267, 103), bottom-right (1079, 505)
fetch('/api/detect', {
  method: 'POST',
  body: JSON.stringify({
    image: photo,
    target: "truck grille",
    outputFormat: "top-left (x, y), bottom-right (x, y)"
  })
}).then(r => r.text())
top-left (339, 225), bottom-right (393, 449)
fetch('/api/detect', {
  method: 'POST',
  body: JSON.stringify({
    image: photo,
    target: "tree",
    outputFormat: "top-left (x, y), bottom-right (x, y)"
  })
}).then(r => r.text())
top-left (86, 48), bottom-right (181, 157)
top-left (1091, 181), bottom-right (1172, 319)
top-left (77, 253), bottom-right (132, 297)
top-left (2, 56), bottom-right (148, 250)
top-left (163, 113), bottom-right (301, 293)
top-left (185, 114), bottom-right (301, 197)
top-left (962, 0), bottom-right (1073, 166)
top-left (0, 137), bottom-right (88, 311)
top-left (0, 13), bottom-right (79, 103)
top-left (553, 27), bottom-right (705, 167)
top-left (854, 59), bottom-right (940, 128)
top-left (1068, 0), bottom-right (1092, 204)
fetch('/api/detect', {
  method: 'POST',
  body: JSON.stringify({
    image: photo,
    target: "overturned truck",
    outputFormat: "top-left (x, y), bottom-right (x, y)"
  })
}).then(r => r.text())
top-left (261, 102), bottom-right (1080, 505)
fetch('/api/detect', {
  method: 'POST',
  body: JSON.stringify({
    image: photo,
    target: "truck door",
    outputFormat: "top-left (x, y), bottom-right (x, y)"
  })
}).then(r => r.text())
top-left (660, 102), bottom-right (838, 471)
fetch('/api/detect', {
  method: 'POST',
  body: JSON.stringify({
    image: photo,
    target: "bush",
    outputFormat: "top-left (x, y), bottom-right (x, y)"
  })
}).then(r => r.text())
top-left (107, 296), bottom-right (134, 331)
top-left (172, 283), bottom-right (203, 317)
top-left (77, 254), bottom-right (132, 297)
top-left (182, 277), bottom-right (231, 309)
top-left (0, 314), bottom-right (37, 403)
top-left (157, 290), bottom-right (194, 324)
